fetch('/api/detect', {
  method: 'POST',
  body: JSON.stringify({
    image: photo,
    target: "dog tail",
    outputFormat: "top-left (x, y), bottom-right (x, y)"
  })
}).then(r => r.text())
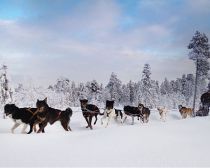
top-left (99, 111), bottom-right (104, 115)
top-left (97, 108), bottom-right (104, 115)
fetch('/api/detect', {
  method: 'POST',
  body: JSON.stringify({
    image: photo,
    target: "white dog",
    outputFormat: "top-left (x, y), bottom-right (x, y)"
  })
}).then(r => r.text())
top-left (101, 109), bottom-right (115, 127)
top-left (101, 100), bottom-right (123, 127)
top-left (157, 107), bottom-right (168, 122)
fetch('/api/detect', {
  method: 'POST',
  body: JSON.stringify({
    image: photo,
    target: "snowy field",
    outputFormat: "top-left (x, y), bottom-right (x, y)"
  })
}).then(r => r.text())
top-left (0, 108), bottom-right (210, 167)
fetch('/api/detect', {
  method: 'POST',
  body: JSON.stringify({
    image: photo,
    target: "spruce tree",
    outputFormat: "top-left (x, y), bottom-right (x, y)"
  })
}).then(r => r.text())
top-left (188, 31), bottom-right (210, 115)
top-left (0, 65), bottom-right (12, 105)
top-left (141, 63), bottom-right (152, 107)
top-left (106, 72), bottom-right (122, 104)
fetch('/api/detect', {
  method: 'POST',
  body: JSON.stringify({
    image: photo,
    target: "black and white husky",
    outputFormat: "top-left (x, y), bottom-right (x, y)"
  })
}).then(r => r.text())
top-left (101, 100), bottom-right (123, 127)
top-left (4, 104), bottom-right (41, 134)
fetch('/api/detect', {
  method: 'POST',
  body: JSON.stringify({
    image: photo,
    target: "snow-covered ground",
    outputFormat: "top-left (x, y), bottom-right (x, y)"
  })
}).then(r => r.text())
top-left (0, 108), bottom-right (210, 167)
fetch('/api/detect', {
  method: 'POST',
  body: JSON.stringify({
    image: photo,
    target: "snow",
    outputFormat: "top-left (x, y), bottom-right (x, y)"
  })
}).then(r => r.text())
top-left (0, 109), bottom-right (210, 167)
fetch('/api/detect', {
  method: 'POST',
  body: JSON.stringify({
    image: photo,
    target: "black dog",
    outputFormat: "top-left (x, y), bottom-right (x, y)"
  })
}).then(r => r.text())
top-left (4, 104), bottom-right (44, 134)
top-left (115, 109), bottom-right (123, 119)
top-left (80, 99), bottom-right (103, 130)
top-left (201, 91), bottom-right (210, 106)
top-left (123, 105), bottom-right (143, 124)
top-left (29, 98), bottom-right (73, 133)
top-left (197, 91), bottom-right (210, 116)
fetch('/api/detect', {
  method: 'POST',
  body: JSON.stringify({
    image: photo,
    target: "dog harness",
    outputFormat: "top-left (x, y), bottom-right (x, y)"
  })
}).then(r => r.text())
top-left (53, 111), bottom-right (62, 122)
top-left (82, 108), bottom-right (99, 114)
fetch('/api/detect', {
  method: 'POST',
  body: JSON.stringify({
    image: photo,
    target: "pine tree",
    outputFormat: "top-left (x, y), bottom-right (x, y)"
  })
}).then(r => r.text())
top-left (106, 72), bottom-right (122, 105)
top-left (141, 63), bottom-right (152, 107)
top-left (86, 80), bottom-right (101, 105)
top-left (160, 78), bottom-right (172, 95)
top-left (150, 80), bottom-right (160, 107)
top-left (128, 80), bottom-right (135, 105)
top-left (78, 82), bottom-right (88, 100)
top-left (0, 65), bottom-right (12, 105)
top-left (188, 31), bottom-right (210, 115)
top-left (121, 84), bottom-right (130, 105)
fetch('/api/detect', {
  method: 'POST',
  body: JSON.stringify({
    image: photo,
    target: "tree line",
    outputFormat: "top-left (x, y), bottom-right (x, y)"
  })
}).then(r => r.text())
top-left (0, 31), bottom-right (209, 111)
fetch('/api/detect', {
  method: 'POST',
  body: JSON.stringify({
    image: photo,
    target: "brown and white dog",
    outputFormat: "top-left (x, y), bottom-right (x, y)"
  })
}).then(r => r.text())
top-left (157, 107), bottom-right (168, 122)
top-left (178, 105), bottom-right (193, 119)
top-left (138, 104), bottom-right (150, 123)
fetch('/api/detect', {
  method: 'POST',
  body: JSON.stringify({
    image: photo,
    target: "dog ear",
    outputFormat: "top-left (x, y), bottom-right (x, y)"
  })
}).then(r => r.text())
top-left (44, 97), bottom-right (47, 103)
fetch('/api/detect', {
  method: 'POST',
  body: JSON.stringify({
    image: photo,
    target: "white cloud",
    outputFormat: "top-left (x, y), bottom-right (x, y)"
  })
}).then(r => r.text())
top-left (186, 0), bottom-right (210, 14)
top-left (0, 1), bottom-right (206, 86)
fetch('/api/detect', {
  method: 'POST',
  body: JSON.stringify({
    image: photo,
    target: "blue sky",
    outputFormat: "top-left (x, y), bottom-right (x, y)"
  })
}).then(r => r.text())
top-left (0, 0), bottom-right (210, 86)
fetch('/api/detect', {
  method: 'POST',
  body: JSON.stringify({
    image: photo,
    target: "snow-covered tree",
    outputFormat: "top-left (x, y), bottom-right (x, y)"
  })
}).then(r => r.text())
top-left (54, 77), bottom-right (71, 93)
top-left (141, 63), bottom-right (152, 107)
top-left (106, 72), bottom-right (122, 105)
top-left (188, 31), bottom-right (210, 113)
top-left (128, 80), bottom-right (135, 105)
top-left (160, 78), bottom-right (172, 95)
top-left (86, 80), bottom-right (102, 105)
top-left (0, 65), bottom-right (12, 105)
top-left (150, 80), bottom-right (160, 108)
top-left (78, 82), bottom-right (88, 100)
top-left (121, 84), bottom-right (130, 105)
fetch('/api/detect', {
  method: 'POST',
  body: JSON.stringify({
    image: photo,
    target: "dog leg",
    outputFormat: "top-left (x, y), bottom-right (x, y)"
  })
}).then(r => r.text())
top-left (101, 116), bottom-right (104, 125)
top-left (33, 125), bottom-right (37, 133)
top-left (164, 113), bottom-right (166, 122)
top-left (120, 117), bottom-right (123, 124)
top-left (105, 117), bottom-right (110, 128)
top-left (131, 117), bottom-right (134, 125)
top-left (89, 116), bottom-right (93, 130)
top-left (39, 123), bottom-right (45, 133)
top-left (68, 126), bottom-right (72, 131)
top-left (123, 115), bottom-right (127, 123)
top-left (61, 120), bottom-right (69, 131)
top-left (84, 116), bottom-right (89, 128)
top-left (101, 115), bottom-right (107, 125)
top-left (120, 112), bottom-right (123, 124)
top-left (27, 123), bottom-right (34, 134)
top-left (21, 124), bottom-right (28, 134)
top-left (94, 114), bottom-right (98, 125)
top-left (67, 120), bottom-right (72, 131)
top-left (161, 114), bottom-right (164, 122)
top-left (146, 117), bottom-right (149, 123)
top-left (37, 122), bottom-right (47, 133)
top-left (11, 122), bottom-right (21, 133)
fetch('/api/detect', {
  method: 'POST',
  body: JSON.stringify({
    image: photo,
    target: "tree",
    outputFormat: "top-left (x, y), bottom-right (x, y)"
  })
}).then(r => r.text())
top-left (86, 80), bottom-right (102, 105)
top-left (121, 84), bottom-right (130, 105)
top-left (141, 63), bottom-right (152, 107)
top-left (160, 78), bottom-right (171, 95)
top-left (128, 80), bottom-right (135, 105)
top-left (0, 65), bottom-right (12, 105)
top-left (53, 77), bottom-right (70, 93)
top-left (188, 31), bottom-right (210, 115)
top-left (106, 72), bottom-right (122, 104)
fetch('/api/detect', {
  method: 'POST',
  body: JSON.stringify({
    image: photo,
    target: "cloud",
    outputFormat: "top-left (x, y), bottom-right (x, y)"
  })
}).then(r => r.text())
top-left (186, 0), bottom-right (210, 14)
top-left (0, 0), bottom-right (209, 87)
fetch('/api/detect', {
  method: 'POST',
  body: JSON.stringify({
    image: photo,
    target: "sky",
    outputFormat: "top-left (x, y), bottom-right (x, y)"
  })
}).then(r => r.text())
top-left (0, 0), bottom-right (210, 87)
